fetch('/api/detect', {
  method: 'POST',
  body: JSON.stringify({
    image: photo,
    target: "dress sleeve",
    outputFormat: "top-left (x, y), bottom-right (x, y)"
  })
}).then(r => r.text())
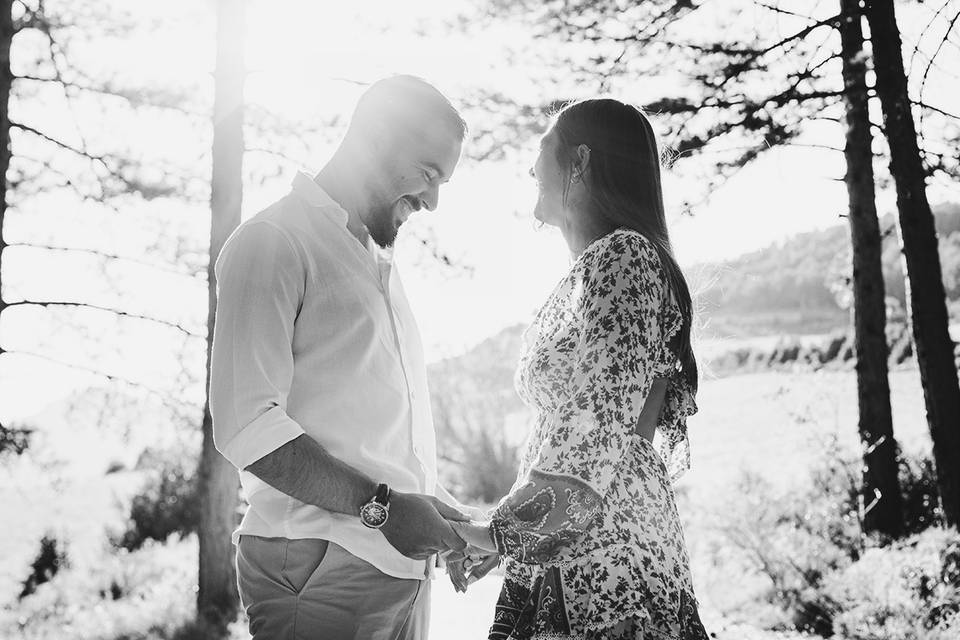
top-left (490, 232), bottom-right (668, 564)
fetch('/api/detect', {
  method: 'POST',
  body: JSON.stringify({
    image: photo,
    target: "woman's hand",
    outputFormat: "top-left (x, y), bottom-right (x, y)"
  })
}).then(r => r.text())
top-left (444, 548), bottom-right (500, 593)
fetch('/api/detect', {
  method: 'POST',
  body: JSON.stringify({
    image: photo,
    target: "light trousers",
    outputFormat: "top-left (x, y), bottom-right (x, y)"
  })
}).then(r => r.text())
top-left (236, 535), bottom-right (430, 640)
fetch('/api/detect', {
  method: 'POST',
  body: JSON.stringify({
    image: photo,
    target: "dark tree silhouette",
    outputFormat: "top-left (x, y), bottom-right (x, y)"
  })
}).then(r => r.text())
top-left (838, 0), bottom-right (902, 537)
top-left (865, 0), bottom-right (960, 527)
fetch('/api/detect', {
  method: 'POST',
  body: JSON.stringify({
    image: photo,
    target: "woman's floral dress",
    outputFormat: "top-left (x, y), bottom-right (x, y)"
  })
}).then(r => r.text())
top-left (487, 228), bottom-right (709, 640)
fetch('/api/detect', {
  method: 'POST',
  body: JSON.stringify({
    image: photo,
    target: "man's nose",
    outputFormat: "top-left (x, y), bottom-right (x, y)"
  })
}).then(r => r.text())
top-left (422, 183), bottom-right (440, 211)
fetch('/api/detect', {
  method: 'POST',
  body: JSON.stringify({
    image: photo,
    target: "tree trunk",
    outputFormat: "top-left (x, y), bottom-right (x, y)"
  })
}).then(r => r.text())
top-left (197, 0), bottom-right (244, 629)
top-left (865, 0), bottom-right (960, 527)
top-left (838, 0), bottom-right (903, 538)
top-left (0, 0), bottom-right (14, 352)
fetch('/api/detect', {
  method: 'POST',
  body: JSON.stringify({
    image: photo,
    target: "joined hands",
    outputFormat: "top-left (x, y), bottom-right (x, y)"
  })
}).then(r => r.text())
top-left (444, 520), bottom-right (499, 593)
top-left (376, 492), bottom-right (499, 591)
top-left (379, 491), bottom-right (470, 560)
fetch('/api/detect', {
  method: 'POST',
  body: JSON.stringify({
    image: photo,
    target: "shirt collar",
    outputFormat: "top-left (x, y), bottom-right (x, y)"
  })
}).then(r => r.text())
top-left (291, 171), bottom-right (391, 264)
top-left (291, 171), bottom-right (350, 227)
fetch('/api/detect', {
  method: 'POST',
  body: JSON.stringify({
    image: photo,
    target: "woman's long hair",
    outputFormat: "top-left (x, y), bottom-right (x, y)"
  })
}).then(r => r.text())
top-left (554, 98), bottom-right (699, 393)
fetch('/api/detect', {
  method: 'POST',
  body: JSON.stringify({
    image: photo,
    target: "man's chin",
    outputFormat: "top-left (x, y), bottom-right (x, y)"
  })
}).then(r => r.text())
top-left (369, 224), bottom-right (398, 249)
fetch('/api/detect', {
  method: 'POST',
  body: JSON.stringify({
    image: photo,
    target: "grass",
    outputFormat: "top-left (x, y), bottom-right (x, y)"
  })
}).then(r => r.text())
top-left (1, 367), bottom-right (939, 639)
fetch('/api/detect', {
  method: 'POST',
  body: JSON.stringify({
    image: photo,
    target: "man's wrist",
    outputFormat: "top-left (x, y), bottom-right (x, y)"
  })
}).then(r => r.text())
top-left (359, 482), bottom-right (392, 529)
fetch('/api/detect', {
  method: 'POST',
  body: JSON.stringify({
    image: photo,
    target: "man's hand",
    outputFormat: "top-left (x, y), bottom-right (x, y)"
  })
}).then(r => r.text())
top-left (380, 492), bottom-right (469, 560)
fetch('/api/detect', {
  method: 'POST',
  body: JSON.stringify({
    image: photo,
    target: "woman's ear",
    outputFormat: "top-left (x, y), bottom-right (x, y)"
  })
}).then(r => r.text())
top-left (573, 144), bottom-right (591, 180)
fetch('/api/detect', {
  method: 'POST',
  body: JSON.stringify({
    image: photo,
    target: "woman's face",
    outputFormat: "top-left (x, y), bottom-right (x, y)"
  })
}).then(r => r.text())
top-left (531, 128), bottom-right (566, 227)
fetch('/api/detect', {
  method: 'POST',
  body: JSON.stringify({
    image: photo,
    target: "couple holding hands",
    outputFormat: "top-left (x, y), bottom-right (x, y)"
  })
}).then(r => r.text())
top-left (210, 75), bottom-right (709, 640)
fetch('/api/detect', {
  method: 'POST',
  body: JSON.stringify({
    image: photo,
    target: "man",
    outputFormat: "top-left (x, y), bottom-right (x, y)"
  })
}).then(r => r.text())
top-left (210, 75), bottom-right (477, 639)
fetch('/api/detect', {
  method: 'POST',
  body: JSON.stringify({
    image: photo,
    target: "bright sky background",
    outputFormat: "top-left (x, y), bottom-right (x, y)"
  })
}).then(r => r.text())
top-left (1, 0), bottom-right (958, 424)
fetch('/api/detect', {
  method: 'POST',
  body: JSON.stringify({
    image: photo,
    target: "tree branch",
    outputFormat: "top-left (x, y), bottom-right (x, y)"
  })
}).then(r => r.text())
top-left (750, 2), bottom-right (819, 21)
top-left (6, 241), bottom-right (205, 281)
top-left (13, 74), bottom-right (204, 117)
top-left (4, 300), bottom-right (204, 339)
top-left (918, 8), bottom-right (960, 134)
top-left (906, 0), bottom-right (953, 74)
top-left (913, 99), bottom-right (960, 121)
top-left (5, 348), bottom-right (202, 419)
top-left (10, 120), bottom-right (108, 164)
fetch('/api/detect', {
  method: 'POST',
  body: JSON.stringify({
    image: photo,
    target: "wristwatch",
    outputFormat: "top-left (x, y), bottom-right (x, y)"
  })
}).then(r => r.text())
top-left (359, 483), bottom-right (392, 529)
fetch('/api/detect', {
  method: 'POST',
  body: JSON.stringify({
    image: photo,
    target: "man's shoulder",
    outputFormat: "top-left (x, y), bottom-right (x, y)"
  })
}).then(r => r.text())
top-left (217, 198), bottom-right (306, 272)
top-left (247, 194), bottom-right (307, 236)
top-left (226, 195), bottom-right (312, 249)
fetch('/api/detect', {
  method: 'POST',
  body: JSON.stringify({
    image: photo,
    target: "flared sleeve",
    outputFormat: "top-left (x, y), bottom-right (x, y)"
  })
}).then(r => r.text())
top-left (491, 231), bottom-right (680, 564)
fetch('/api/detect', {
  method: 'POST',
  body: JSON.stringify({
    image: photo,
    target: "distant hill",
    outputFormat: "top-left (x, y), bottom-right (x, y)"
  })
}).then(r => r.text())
top-left (694, 202), bottom-right (960, 336)
top-left (427, 323), bottom-right (527, 429)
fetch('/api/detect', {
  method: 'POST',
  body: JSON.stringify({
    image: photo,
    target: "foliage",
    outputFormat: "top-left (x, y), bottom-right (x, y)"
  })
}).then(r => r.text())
top-left (0, 423), bottom-right (33, 456)
top-left (824, 527), bottom-right (960, 640)
top-left (7, 534), bottom-right (248, 640)
top-left (474, 1), bottom-right (959, 205)
top-left (442, 420), bottom-right (520, 505)
top-left (18, 534), bottom-right (68, 600)
top-left (698, 203), bottom-right (960, 336)
top-left (429, 324), bottom-right (527, 503)
top-left (901, 453), bottom-right (945, 536)
top-left (710, 441), bottom-right (954, 637)
top-left (111, 450), bottom-right (200, 552)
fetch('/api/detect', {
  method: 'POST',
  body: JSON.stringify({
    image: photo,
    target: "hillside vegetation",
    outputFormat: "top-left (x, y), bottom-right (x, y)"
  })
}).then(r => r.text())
top-left (695, 202), bottom-right (960, 335)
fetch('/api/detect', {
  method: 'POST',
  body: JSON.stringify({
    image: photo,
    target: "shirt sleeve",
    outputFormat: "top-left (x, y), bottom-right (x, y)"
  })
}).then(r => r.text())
top-left (209, 221), bottom-right (307, 470)
top-left (490, 232), bottom-right (667, 564)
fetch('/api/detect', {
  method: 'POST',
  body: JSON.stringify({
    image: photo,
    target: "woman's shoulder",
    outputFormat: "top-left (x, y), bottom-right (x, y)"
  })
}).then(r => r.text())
top-left (581, 228), bottom-right (663, 277)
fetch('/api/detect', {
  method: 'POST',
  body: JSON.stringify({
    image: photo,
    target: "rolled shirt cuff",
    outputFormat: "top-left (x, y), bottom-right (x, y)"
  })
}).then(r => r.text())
top-left (217, 406), bottom-right (306, 470)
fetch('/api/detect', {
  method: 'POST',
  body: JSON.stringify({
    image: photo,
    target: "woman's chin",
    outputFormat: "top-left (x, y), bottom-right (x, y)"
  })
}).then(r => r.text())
top-left (533, 208), bottom-right (558, 227)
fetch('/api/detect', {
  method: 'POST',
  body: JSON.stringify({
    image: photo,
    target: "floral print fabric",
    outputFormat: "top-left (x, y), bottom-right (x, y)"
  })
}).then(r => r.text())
top-left (488, 229), bottom-right (708, 639)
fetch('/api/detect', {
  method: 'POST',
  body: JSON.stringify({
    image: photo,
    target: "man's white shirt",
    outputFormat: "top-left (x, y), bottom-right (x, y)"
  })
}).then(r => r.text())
top-left (210, 172), bottom-right (474, 580)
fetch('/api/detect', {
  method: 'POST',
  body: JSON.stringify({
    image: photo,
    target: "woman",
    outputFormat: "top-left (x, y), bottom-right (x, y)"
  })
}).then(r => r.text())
top-left (450, 99), bottom-right (709, 640)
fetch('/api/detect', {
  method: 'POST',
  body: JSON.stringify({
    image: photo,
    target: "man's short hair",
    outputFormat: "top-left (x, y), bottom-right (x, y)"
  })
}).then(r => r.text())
top-left (347, 75), bottom-right (467, 142)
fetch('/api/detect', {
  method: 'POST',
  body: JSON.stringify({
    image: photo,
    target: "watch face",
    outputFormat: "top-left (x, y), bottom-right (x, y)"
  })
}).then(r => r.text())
top-left (361, 502), bottom-right (389, 528)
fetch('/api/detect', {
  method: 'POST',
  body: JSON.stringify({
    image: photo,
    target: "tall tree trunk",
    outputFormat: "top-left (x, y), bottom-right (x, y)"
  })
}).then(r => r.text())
top-left (865, 0), bottom-right (960, 527)
top-left (838, 0), bottom-right (903, 538)
top-left (0, 0), bottom-right (14, 355)
top-left (197, 0), bottom-right (244, 628)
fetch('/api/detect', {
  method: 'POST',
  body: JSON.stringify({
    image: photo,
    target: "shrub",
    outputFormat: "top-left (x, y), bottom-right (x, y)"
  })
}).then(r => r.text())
top-left (900, 453), bottom-right (943, 536)
top-left (443, 424), bottom-right (519, 504)
top-left (824, 527), bottom-right (960, 640)
top-left (0, 422), bottom-right (33, 456)
top-left (112, 452), bottom-right (200, 551)
top-left (711, 441), bottom-right (952, 637)
top-left (19, 534), bottom-right (68, 600)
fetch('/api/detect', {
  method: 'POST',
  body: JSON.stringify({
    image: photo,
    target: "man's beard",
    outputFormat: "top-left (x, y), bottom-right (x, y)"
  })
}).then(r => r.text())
top-left (365, 203), bottom-right (400, 249)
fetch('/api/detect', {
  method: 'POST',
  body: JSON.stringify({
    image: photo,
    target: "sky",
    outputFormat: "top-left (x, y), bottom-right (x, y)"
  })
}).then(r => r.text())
top-left (1, 0), bottom-right (958, 423)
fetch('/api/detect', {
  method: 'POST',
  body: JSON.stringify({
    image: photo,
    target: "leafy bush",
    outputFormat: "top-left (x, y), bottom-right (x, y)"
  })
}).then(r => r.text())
top-left (9, 535), bottom-right (248, 640)
top-left (900, 453), bottom-right (944, 536)
top-left (710, 441), bottom-right (953, 638)
top-left (824, 527), bottom-right (960, 640)
top-left (19, 534), bottom-right (68, 600)
top-left (0, 422), bottom-right (33, 456)
top-left (445, 424), bottom-right (520, 504)
top-left (112, 451), bottom-right (200, 551)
